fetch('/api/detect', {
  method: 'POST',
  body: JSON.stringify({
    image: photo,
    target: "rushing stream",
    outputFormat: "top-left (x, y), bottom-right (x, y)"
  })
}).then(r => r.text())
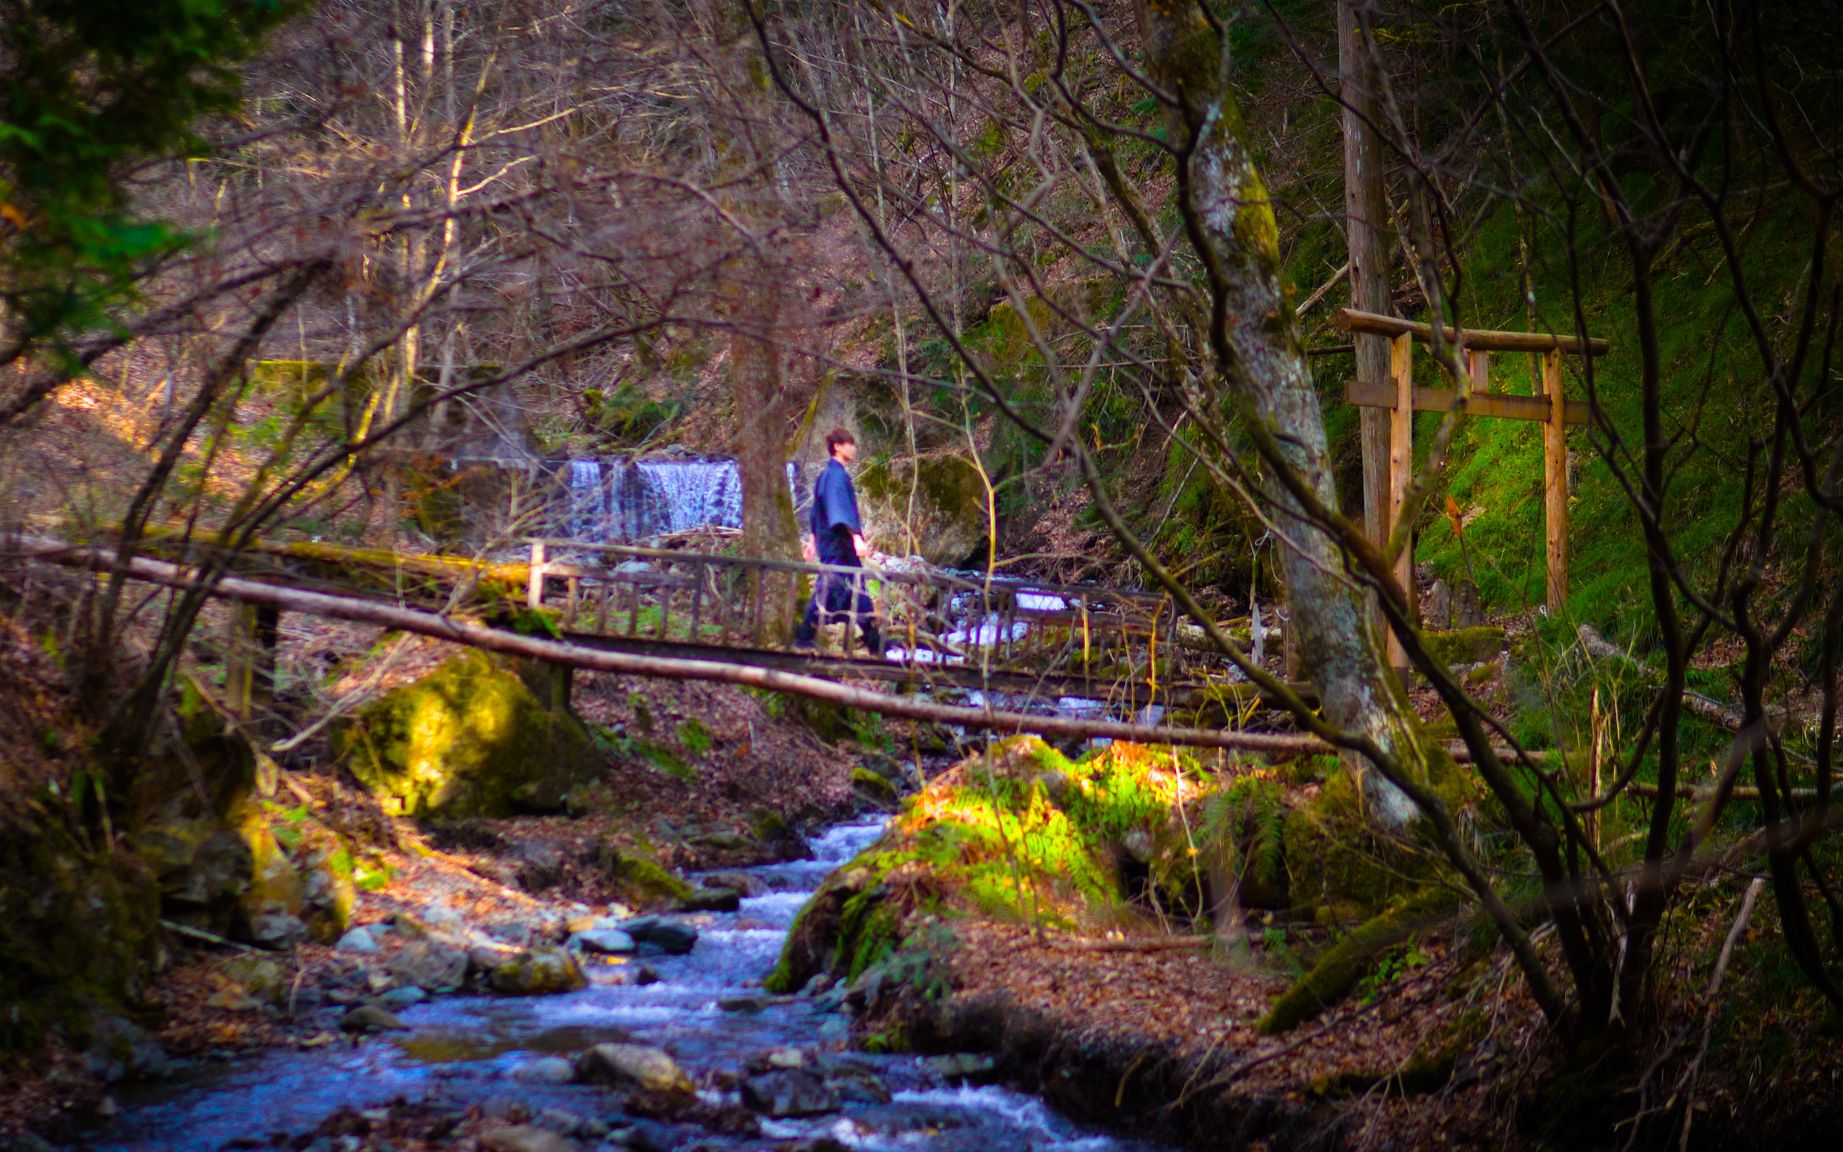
top-left (74, 821), bottom-right (1166, 1152)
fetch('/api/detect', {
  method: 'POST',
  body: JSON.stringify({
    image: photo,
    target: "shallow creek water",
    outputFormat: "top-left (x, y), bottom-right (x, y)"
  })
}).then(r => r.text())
top-left (75, 821), bottom-right (1166, 1152)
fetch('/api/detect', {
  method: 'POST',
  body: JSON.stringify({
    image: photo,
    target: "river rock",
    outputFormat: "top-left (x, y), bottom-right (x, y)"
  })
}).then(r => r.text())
top-left (296, 845), bottom-right (357, 943)
top-left (379, 986), bottom-right (427, 1010)
top-left (479, 1125), bottom-right (579, 1152)
top-left (511, 1056), bottom-right (577, 1085)
top-left (699, 871), bottom-right (764, 896)
top-left (718, 995), bottom-right (768, 1013)
top-left (620, 1120), bottom-right (700, 1152)
top-left (469, 944), bottom-right (514, 974)
top-left (80, 1014), bottom-right (169, 1083)
top-left (617, 916), bottom-right (698, 955)
top-left (248, 912), bottom-right (308, 951)
top-left (572, 929), bottom-right (635, 955)
top-left (535, 1108), bottom-right (606, 1139)
top-left (335, 926), bottom-right (381, 955)
top-left (818, 1058), bottom-right (892, 1104)
top-left (573, 1043), bottom-right (694, 1096)
top-left (390, 939), bottom-right (470, 991)
top-left (740, 1068), bottom-right (841, 1117)
top-left (676, 886), bottom-right (742, 913)
top-left (339, 1004), bottom-right (407, 1033)
top-left (488, 947), bottom-right (587, 995)
top-left (605, 962), bottom-right (662, 987)
top-left (220, 954), bottom-right (288, 1005)
top-left (925, 1052), bottom-right (999, 1082)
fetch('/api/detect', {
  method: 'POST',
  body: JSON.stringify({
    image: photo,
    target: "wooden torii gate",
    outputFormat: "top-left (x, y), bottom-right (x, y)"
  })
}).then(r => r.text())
top-left (1335, 308), bottom-right (1609, 665)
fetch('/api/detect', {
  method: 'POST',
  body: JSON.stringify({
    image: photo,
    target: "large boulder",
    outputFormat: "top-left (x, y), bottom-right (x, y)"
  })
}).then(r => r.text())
top-left (334, 650), bottom-right (604, 818)
top-left (855, 454), bottom-right (988, 568)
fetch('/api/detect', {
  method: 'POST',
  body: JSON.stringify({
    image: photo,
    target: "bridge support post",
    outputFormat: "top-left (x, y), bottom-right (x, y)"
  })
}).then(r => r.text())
top-left (527, 540), bottom-right (547, 611)
top-left (227, 602), bottom-right (279, 720)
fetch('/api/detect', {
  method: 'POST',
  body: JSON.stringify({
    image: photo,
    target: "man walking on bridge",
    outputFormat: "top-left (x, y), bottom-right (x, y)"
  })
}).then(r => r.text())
top-left (795, 428), bottom-right (883, 656)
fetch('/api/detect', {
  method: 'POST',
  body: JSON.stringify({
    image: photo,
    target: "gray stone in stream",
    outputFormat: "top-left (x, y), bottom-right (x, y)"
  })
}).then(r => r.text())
top-left (605, 963), bottom-right (662, 987)
top-left (379, 986), bottom-right (427, 1010)
top-left (335, 927), bottom-right (380, 956)
top-left (572, 929), bottom-right (636, 955)
top-left (339, 1004), bottom-right (407, 1033)
top-left (925, 1052), bottom-right (999, 1082)
top-left (511, 1056), bottom-right (577, 1085)
top-left (817, 1057), bottom-right (893, 1104)
top-left (390, 939), bottom-right (470, 991)
top-left (620, 1119), bottom-right (700, 1152)
top-left (535, 1108), bottom-right (606, 1139)
top-left (479, 1126), bottom-right (580, 1152)
top-left (676, 886), bottom-right (742, 913)
top-left (718, 995), bottom-right (768, 1014)
top-left (699, 871), bottom-right (764, 896)
top-left (248, 912), bottom-right (308, 951)
top-left (573, 1043), bottom-right (694, 1096)
top-left (616, 916), bottom-right (698, 955)
top-left (739, 1069), bottom-right (841, 1118)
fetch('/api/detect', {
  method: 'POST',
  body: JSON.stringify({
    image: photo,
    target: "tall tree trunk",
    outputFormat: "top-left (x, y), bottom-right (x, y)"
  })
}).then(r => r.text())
top-left (731, 273), bottom-right (802, 640)
top-left (1137, 0), bottom-right (1431, 829)
top-left (1340, 0), bottom-right (1395, 636)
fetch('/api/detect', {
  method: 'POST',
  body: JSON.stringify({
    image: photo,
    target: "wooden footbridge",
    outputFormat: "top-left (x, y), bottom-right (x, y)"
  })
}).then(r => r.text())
top-left (16, 532), bottom-right (1312, 754)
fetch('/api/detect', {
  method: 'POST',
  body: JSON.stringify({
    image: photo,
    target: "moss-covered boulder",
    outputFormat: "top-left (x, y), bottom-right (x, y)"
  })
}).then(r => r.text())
top-left (1420, 626), bottom-right (1506, 669)
top-left (765, 736), bottom-right (1214, 992)
top-left (488, 947), bottom-right (588, 995)
top-left (856, 453), bottom-right (989, 567)
top-left (334, 650), bottom-right (604, 818)
top-left (593, 839), bottom-right (695, 908)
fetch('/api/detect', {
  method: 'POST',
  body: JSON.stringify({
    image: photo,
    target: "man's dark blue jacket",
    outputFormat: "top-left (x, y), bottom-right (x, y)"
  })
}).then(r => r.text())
top-left (810, 458), bottom-right (863, 565)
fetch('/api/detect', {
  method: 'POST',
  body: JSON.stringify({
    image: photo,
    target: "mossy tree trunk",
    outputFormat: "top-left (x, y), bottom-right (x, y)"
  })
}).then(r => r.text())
top-left (1133, 0), bottom-right (1428, 831)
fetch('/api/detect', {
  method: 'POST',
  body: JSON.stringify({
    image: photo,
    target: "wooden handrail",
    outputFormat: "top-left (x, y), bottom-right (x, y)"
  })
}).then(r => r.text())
top-left (1335, 307), bottom-right (1610, 356)
top-left (525, 538), bottom-right (1169, 605)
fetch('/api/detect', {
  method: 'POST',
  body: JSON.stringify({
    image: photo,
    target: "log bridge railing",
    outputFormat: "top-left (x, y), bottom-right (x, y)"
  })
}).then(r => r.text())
top-left (523, 538), bottom-right (1193, 707)
top-left (72, 530), bottom-right (1260, 720)
top-left (1335, 308), bottom-right (1609, 666)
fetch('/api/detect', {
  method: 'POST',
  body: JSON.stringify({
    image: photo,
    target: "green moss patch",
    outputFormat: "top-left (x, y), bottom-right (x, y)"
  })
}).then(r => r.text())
top-left (767, 736), bottom-right (1219, 990)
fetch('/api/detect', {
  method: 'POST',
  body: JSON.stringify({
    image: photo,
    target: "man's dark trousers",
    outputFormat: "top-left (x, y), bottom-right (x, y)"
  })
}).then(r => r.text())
top-left (795, 565), bottom-right (882, 654)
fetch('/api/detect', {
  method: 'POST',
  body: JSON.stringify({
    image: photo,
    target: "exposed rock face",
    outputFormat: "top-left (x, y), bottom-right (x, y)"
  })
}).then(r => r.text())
top-left (334, 650), bottom-right (604, 818)
top-left (487, 947), bottom-right (587, 996)
top-left (855, 454), bottom-right (989, 568)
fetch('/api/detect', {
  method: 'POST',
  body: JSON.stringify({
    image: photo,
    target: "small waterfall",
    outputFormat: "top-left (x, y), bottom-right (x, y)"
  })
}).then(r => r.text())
top-left (565, 459), bottom-right (607, 541)
top-left (560, 457), bottom-right (799, 542)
